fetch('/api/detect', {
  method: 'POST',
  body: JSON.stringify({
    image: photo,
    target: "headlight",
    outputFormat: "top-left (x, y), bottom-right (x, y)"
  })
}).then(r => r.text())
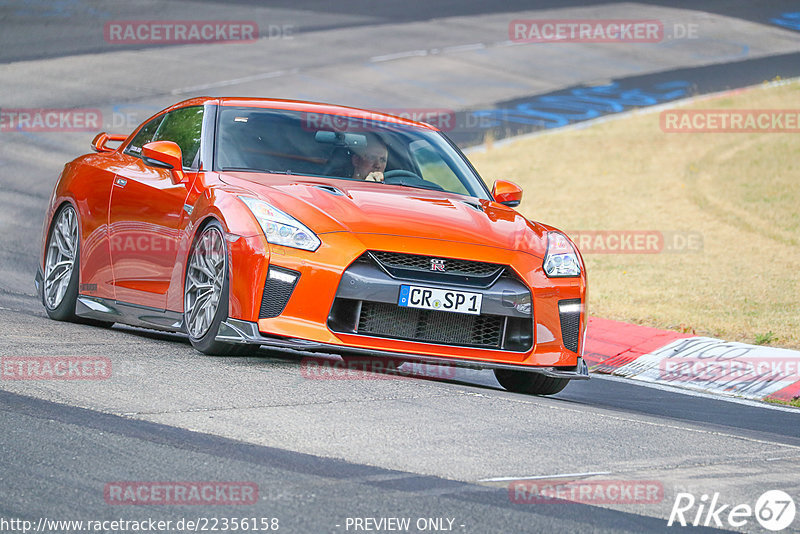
top-left (543, 231), bottom-right (581, 277)
top-left (238, 197), bottom-right (321, 252)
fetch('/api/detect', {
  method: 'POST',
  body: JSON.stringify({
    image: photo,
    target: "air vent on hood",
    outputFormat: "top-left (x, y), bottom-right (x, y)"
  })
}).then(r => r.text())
top-left (461, 200), bottom-right (484, 212)
top-left (312, 184), bottom-right (345, 196)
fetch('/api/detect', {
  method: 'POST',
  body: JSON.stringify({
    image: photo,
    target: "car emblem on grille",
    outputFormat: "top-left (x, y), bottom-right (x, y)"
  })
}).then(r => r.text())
top-left (430, 259), bottom-right (446, 272)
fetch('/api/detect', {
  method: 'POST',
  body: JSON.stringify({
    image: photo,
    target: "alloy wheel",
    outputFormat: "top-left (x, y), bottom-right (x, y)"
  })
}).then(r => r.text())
top-left (43, 206), bottom-right (78, 310)
top-left (184, 225), bottom-right (226, 339)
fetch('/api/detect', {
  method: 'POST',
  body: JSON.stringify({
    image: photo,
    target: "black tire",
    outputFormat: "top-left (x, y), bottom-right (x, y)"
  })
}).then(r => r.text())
top-left (494, 369), bottom-right (569, 396)
top-left (41, 205), bottom-right (118, 329)
top-left (42, 205), bottom-right (81, 322)
top-left (184, 220), bottom-right (249, 356)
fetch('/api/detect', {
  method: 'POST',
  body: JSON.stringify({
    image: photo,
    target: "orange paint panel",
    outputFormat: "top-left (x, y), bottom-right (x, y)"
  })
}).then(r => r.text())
top-left (109, 156), bottom-right (191, 309)
top-left (227, 234), bottom-right (270, 321)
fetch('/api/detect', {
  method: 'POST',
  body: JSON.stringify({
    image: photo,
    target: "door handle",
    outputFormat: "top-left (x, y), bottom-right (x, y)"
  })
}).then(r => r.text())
top-left (114, 177), bottom-right (127, 188)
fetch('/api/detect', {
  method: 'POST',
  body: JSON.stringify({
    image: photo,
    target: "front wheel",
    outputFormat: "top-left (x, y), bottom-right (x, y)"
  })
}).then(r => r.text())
top-left (184, 221), bottom-right (247, 356)
top-left (494, 369), bottom-right (569, 396)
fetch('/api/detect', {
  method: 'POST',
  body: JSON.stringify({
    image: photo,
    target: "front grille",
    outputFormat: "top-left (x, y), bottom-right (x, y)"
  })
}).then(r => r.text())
top-left (357, 302), bottom-right (504, 348)
top-left (259, 267), bottom-right (300, 319)
top-left (559, 299), bottom-right (581, 353)
top-left (369, 251), bottom-right (503, 278)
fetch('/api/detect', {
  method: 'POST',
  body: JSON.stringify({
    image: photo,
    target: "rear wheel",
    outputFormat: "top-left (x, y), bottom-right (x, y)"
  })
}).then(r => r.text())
top-left (494, 369), bottom-right (569, 396)
top-left (184, 221), bottom-right (248, 356)
top-left (42, 205), bottom-right (114, 328)
top-left (43, 205), bottom-right (80, 322)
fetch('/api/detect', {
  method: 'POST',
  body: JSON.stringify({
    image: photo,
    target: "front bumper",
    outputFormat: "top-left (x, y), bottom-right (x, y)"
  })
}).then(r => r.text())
top-left (216, 317), bottom-right (589, 380)
top-left (326, 258), bottom-right (534, 352)
top-left (225, 232), bottom-right (586, 368)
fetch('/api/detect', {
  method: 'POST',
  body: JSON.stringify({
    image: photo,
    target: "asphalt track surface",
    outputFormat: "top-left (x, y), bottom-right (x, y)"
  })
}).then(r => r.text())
top-left (1, 1), bottom-right (800, 532)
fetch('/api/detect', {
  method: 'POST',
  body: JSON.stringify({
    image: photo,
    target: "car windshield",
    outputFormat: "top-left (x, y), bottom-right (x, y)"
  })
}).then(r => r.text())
top-left (215, 106), bottom-right (491, 199)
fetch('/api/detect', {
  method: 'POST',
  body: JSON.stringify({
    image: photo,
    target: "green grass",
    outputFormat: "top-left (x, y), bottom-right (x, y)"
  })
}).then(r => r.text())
top-left (755, 331), bottom-right (777, 345)
top-left (766, 397), bottom-right (800, 408)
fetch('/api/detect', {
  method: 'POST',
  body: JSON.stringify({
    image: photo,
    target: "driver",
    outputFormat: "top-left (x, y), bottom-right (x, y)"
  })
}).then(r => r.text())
top-left (351, 134), bottom-right (387, 182)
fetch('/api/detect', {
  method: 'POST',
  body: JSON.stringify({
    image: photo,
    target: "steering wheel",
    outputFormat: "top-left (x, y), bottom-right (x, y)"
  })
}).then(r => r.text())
top-left (382, 170), bottom-right (445, 191)
top-left (383, 169), bottom-right (423, 181)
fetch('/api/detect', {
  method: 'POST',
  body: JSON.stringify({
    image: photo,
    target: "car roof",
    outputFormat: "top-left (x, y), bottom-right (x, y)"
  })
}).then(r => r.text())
top-left (165, 96), bottom-right (440, 131)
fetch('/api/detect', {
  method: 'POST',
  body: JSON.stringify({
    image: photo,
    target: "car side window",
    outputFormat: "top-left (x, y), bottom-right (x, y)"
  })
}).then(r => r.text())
top-left (124, 115), bottom-right (164, 158)
top-left (151, 106), bottom-right (204, 169)
top-left (409, 139), bottom-right (469, 195)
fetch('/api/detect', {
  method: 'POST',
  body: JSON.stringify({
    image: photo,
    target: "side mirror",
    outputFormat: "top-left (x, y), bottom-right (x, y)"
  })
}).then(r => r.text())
top-left (492, 180), bottom-right (523, 207)
top-left (91, 132), bottom-right (127, 153)
top-left (142, 141), bottom-right (186, 184)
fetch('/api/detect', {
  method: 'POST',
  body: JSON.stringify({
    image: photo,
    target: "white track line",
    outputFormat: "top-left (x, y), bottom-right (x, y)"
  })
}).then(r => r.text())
top-left (479, 471), bottom-right (612, 483)
top-left (370, 49), bottom-right (429, 62)
top-left (442, 42), bottom-right (486, 54)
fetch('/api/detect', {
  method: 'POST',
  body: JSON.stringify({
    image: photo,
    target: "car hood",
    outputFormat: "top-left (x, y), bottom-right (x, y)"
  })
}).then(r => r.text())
top-left (219, 173), bottom-right (548, 255)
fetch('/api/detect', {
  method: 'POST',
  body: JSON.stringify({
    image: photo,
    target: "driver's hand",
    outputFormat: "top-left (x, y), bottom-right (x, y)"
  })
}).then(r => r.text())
top-left (364, 171), bottom-right (384, 182)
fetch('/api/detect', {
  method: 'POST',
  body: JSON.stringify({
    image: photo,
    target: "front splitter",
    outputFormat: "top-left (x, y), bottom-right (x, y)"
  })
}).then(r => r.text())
top-left (216, 318), bottom-right (589, 380)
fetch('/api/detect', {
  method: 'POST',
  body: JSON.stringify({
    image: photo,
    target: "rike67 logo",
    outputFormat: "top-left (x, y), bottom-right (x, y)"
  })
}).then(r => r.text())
top-left (668, 490), bottom-right (796, 531)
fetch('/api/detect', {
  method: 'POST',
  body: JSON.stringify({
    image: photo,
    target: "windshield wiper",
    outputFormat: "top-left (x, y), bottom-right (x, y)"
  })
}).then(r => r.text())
top-left (383, 179), bottom-right (445, 192)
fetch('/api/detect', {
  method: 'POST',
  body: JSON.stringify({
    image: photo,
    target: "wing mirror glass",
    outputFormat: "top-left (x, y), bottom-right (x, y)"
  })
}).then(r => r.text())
top-left (142, 141), bottom-right (186, 184)
top-left (492, 180), bottom-right (523, 207)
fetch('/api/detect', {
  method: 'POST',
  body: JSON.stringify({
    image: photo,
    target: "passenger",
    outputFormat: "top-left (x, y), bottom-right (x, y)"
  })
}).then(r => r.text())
top-left (351, 134), bottom-right (388, 182)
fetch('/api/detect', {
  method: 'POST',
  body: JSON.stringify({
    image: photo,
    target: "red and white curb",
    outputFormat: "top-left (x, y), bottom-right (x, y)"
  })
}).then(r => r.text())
top-left (585, 317), bottom-right (800, 403)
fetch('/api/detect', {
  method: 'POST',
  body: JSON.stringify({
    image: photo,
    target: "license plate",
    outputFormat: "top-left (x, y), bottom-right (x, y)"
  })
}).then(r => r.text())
top-left (398, 285), bottom-right (482, 315)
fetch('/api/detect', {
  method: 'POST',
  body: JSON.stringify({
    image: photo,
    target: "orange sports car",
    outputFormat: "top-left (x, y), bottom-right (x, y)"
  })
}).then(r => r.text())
top-left (35, 97), bottom-right (588, 395)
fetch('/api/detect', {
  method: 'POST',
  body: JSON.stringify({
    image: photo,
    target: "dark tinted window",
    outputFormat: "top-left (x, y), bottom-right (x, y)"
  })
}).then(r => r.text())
top-left (217, 109), bottom-right (337, 174)
top-left (124, 115), bottom-right (163, 157)
top-left (215, 107), bottom-right (490, 199)
top-left (152, 106), bottom-right (204, 168)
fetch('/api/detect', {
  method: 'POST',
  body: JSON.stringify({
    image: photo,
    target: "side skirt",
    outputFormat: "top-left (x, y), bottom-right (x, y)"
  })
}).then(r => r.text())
top-left (75, 295), bottom-right (185, 333)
